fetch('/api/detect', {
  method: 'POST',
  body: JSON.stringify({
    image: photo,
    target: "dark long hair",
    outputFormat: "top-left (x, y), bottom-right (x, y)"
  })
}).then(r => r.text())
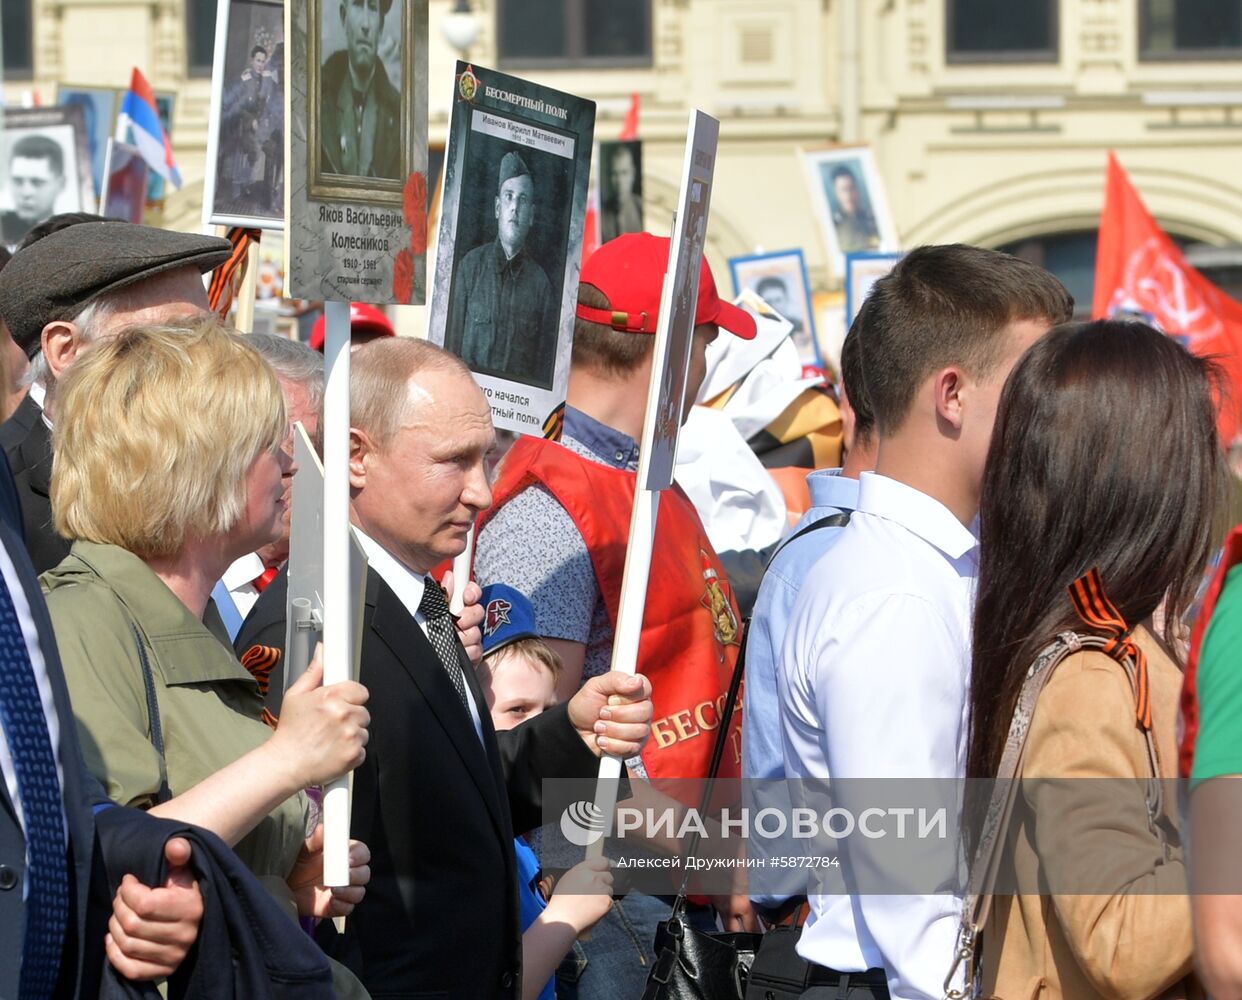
top-left (966, 321), bottom-right (1229, 798)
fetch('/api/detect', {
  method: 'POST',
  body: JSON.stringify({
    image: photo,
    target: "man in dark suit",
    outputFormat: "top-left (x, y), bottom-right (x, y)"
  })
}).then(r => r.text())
top-left (0, 448), bottom-right (205, 996)
top-left (237, 338), bottom-right (653, 999)
top-left (0, 220), bottom-right (231, 572)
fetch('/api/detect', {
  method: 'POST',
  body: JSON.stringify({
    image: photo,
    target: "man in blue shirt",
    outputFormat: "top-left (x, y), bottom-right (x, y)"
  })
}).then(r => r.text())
top-left (743, 319), bottom-right (877, 789)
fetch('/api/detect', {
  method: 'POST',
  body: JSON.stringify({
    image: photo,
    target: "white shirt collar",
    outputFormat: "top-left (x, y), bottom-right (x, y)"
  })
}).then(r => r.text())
top-left (222, 552), bottom-right (267, 592)
top-left (28, 382), bottom-right (46, 410)
top-left (855, 471), bottom-right (977, 560)
top-left (353, 528), bottom-right (428, 620)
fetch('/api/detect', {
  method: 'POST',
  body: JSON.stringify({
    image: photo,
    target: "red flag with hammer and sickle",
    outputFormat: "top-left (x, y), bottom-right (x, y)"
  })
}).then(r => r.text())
top-left (1094, 152), bottom-right (1242, 445)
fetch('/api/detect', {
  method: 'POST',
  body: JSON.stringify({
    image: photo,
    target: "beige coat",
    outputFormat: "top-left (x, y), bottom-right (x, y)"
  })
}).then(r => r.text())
top-left (982, 626), bottom-right (1202, 1000)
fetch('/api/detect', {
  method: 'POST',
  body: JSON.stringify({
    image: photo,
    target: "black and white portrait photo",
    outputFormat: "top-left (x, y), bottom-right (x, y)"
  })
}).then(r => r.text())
top-left (1, 107), bottom-right (93, 250)
top-left (429, 62), bottom-right (596, 436)
top-left (599, 139), bottom-right (642, 244)
top-left (729, 248), bottom-right (821, 366)
top-left (319, 0), bottom-right (405, 182)
top-left (444, 126), bottom-right (575, 391)
top-left (204, 0), bottom-right (285, 228)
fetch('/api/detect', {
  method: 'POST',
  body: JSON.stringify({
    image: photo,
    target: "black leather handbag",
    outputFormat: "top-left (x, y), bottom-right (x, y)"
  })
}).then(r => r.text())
top-left (641, 628), bottom-right (762, 1000)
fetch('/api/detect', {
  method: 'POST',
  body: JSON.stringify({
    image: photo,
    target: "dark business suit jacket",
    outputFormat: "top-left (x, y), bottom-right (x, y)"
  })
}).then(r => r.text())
top-left (238, 566), bottom-right (603, 999)
top-left (0, 392), bottom-right (40, 452)
top-left (0, 449), bottom-right (106, 999)
top-left (4, 414), bottom-right (72, 574)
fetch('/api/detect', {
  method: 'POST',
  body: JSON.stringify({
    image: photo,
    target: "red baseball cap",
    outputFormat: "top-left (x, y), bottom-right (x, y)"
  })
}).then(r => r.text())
top-left (575, 232), bottom-right (756, 340)
top-left (309, 302), bottom-right (396, 351)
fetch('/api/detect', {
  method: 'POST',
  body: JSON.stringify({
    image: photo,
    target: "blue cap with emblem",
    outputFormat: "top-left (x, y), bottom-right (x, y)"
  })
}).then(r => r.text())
top-left (480, 583), bottom-right (542, 658)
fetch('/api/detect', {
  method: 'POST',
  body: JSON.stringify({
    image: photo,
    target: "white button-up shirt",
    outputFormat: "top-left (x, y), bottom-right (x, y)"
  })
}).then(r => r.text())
top-left (779, 472), bottom-right (978, 1000)
top-left (354, 529), bottom-right (485, 744)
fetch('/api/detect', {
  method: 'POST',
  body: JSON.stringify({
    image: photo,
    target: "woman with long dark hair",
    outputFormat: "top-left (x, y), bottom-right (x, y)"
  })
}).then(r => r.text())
top-left (966, 320), bottom-right (1227, 999)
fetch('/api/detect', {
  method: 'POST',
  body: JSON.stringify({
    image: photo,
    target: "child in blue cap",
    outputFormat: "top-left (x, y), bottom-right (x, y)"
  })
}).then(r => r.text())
top-left (477, 583), bottom-right (614, 1000)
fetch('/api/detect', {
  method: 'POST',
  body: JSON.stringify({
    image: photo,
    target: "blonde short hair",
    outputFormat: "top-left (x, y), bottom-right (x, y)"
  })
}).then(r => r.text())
top-left (51, 316), bottom-right (286, 557)
top-left (351, 337), bottom-right (470, 450)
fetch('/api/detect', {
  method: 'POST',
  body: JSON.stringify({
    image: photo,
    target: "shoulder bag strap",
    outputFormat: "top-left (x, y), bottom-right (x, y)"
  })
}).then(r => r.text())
top-left (945, 630), bottom-right (1164, 999)
top-left (128, 621), bottom-right (173, 805)
top-left (668, 620), bottom-right (751, 916)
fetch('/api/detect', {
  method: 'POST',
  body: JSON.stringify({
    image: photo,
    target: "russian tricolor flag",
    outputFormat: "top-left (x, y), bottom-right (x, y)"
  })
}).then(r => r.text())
top-left (117, 68), bottom-right (182, 189)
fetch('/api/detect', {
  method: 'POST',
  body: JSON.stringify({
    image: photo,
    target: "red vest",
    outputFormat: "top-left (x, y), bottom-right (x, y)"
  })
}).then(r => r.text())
top-left (1179, 524), bottom-right (1242, 779)
top-left (481, 436), bottom-right (743, 781)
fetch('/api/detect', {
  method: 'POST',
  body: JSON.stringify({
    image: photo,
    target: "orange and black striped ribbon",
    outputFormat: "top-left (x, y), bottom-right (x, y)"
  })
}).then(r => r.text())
top-left (542, 402), bottom-right (566, 441)
top-left (240, 643), bottom-right (280, 729)
top-left (1067, 567), bottom-right (1151, 731)
top-left (207, 227), bottom-right (262, 318)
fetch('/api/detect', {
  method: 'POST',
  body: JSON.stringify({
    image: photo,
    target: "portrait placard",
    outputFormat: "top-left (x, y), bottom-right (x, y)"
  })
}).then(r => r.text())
top-left (598, 139), bottom-right (642, 245)
top-left (729, 248), bottom-right (821, 368)
top-left (286, 0), bottom-right (429, 303)
top-left (1, 106), bottom-right (94, 250)
top-left (56, 86), bottom-right (118, 197)
top-left (428, 62), bottom-right (596, 438)
top-left (642, 110), bottom-right (720, 491)
top-left (845, 251), bottom-right (903, 327)
top-left (801, 145), bottom-right (898, 277)
top-left (100, 139), bottom-right (148, 223)
top-left (204, 0), bottom-right (285, 229)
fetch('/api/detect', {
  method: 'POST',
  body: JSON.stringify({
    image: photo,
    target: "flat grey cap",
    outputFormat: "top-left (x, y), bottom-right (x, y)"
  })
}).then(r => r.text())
top-left (0, 221), bottom-right (232, 358)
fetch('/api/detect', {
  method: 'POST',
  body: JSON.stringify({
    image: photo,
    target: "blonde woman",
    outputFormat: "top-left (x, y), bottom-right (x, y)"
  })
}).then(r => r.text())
top-left (43, 318), bottom-right (371, 995)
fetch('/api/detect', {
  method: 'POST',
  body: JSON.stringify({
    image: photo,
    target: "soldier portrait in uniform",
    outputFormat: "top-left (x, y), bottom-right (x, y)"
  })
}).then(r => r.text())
top-left (204, 0), bottom-right (285, 227)
top-left (0, 108), bottom-right (92, 250)
top-left (729, 248), bottom-right (820, 367)
top-left (803, 145), bottom-right (897, 276)
top-left (445, 138), bottom-right (574, 391)
top-left (319, 0), bottom-right (403, 180)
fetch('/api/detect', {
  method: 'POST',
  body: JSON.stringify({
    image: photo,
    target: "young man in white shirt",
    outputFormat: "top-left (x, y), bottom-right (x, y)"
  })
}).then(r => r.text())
top-left (779, 244), bottom-right (1073, 999)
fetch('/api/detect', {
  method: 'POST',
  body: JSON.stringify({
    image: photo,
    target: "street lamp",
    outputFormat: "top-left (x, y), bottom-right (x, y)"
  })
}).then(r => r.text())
top-left (441, 0), bottom-right (484, 58)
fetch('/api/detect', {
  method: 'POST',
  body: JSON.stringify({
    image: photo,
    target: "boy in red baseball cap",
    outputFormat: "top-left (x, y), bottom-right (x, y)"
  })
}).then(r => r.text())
top-left (473, 232), bottom-right (757, 1000)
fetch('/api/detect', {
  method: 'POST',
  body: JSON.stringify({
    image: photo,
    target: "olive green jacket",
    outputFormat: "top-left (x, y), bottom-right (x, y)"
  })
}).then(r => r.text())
top-left (43, 541), bottom-right (371, 998)
top-left (40, 541), bottom-right (308, 892)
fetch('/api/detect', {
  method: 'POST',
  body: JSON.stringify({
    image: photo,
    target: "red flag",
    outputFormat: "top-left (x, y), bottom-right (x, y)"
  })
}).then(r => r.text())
top-left (1094, 152), bottom-right (1242, 444)
top-left (619, 93), bottom-right (640, 141)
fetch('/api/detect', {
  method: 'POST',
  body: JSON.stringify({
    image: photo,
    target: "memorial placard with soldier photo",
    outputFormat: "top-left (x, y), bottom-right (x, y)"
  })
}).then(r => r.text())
top-left (644, 111), bottom-right (720, 490)
top-left (286, 0), bottom-right (429, 303)
top-left (599, 139), bottom-right (642, 244)
top-left (1, 106), bottom-right (95, 250)
top-left (428, 62), bottom-right (595, 437)
top-left (729, 248), bottom-right (821, 367)
top-left (204, 0), bottom-right (285, 228)
top-left (802, 145), bottom-right (898, 277)
top-left (57, 86), bottom-right (117, 198)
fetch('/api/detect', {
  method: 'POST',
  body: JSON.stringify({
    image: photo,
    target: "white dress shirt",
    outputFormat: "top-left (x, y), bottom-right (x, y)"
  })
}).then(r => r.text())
top-left (221, 551), bottom-right (267, 623)
top-left (354, 529), bottom-right (485, 743)
top-left (0, 536), bottom-right (68, 876)
top-left (779, 472), bottom-right (978, 1000)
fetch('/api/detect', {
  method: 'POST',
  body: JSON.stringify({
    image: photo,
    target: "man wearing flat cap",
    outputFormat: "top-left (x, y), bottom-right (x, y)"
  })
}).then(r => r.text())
top-left (320, 0), bottom-right (401, 180)
top-left (0, 219), bottom-right (231, 572)
top-left (446, 150), bottom-right (557, 388)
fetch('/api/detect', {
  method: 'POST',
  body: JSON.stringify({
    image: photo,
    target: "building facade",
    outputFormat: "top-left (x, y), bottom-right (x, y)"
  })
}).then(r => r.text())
top-left (5, 0), bottom-right (1241, 334)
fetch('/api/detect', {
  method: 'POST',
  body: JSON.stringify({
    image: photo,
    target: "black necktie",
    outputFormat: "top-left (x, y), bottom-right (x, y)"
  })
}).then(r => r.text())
top-left (0, 571), bottom-right (70, 999)
top-left (418, 582), bottom-right (471, 712)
